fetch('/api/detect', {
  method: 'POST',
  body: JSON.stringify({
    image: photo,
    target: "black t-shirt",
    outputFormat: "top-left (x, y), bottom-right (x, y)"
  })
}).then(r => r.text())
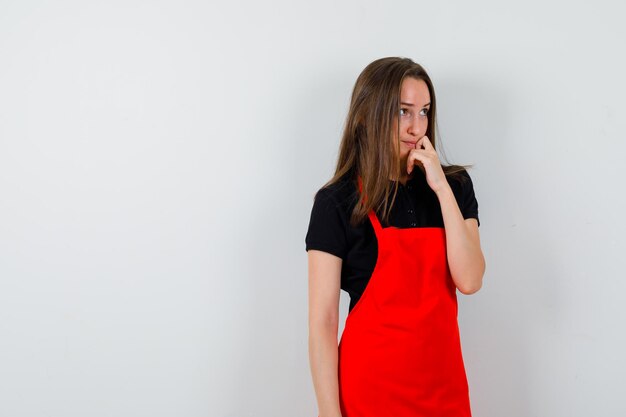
top-left (305, 167), bottom-right (480, 312)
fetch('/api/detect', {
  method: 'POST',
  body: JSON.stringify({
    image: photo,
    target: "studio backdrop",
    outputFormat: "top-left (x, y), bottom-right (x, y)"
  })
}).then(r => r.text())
top-left (0, 1), bottom-right (624, 416)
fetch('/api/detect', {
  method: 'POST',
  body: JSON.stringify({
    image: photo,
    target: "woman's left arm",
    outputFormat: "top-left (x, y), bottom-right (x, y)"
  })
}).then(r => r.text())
top-left (436, 186), bottom-right (485, 294)
top-left (406, 135), bottom-right (485, 295)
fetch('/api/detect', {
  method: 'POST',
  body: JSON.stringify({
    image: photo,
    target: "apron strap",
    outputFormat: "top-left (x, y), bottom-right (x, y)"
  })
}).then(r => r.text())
top-left (357, 176), bottom-right (384, 233)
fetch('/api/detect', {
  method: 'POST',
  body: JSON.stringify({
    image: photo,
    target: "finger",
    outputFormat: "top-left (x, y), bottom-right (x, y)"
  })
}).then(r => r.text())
top-left (407, 151), bottom-right (425, 174)
top-left (418, 136), bottom-right (432, 150)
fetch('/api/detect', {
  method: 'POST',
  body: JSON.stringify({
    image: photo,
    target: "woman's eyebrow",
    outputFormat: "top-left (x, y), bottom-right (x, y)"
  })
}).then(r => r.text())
top-left (400, 102), bottom-right (431, 107)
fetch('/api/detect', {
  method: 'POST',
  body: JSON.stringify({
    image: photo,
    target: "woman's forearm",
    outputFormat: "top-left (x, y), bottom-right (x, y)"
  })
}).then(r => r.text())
top-left (309, 323), bottom-right (343, 417)
top-left (436, 185), bottom-right (485, 294)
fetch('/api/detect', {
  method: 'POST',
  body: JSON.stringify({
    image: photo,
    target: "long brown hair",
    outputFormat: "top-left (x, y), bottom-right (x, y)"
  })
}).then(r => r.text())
top-left (320, 56), bottom-right (472, 227)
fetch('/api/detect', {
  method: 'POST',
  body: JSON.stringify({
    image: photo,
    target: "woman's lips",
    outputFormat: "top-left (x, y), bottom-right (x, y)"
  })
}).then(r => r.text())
top-left (402, 141), bottom-right (417, 147)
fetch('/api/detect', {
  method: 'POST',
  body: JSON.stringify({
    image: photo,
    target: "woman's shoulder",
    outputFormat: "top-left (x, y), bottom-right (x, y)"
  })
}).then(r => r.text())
top-left (314, 174), bottom-right (358, 208)
top-left (444, 166), bottom-right (474, 189)
top-left (306, 174), bottom-right (360, 258)
top-left (444, 166), bottom-right (480, 225)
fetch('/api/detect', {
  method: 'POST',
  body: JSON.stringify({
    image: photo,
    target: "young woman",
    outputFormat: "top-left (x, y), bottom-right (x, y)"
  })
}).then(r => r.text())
top-left (305, 57), bottom-right (485, 417)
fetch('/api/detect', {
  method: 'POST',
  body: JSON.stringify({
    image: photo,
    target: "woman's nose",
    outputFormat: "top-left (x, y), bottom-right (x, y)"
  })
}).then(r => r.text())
top-left (409, 117), bottom-right (425, 136)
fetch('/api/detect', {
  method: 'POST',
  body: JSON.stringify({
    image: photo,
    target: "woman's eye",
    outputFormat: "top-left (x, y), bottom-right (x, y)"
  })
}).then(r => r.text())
top-left (420, 108), bottom-right (429, 116)
top-left (400, 108), bottom-right (411, 117)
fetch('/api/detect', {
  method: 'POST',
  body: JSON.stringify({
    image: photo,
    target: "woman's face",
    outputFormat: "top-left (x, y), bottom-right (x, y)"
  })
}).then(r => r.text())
top-left (393, 77), bottom-right (431, 162)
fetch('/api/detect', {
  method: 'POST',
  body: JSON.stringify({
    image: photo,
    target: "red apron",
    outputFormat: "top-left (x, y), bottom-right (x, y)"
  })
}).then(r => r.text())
top-left (335, 176), bottom-right (472, 416)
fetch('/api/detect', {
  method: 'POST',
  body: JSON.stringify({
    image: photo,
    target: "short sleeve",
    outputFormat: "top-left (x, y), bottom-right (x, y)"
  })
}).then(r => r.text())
top-left (459, 170), bottom-right (480, 227)
top-left (305, 187), bottom-right (348, 259)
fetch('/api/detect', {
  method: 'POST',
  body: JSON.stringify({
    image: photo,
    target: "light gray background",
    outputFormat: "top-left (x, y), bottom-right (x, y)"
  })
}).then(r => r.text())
top-left (1, 1), bottom-right (624, 416)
